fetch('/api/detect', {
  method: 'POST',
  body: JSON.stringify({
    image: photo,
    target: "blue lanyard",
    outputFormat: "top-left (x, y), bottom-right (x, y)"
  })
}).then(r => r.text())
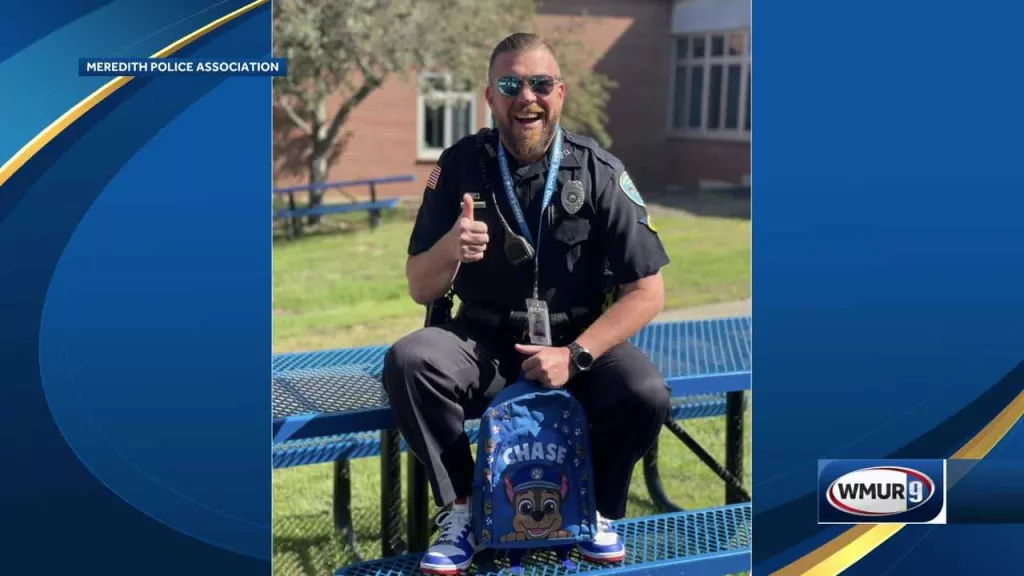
top-left (496, 128), bottom-right (563, 297)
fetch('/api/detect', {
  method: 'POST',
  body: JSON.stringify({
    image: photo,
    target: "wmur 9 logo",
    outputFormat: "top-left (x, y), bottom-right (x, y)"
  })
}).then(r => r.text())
top-left (818, 459), bottom-right (947, 524)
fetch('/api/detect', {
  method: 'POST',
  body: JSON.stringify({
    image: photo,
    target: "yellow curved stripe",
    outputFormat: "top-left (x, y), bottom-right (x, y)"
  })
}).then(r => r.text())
top-left (773, 388), bottom-right (1024, 576)
top-left (0, 0), bottom-right (269, 188)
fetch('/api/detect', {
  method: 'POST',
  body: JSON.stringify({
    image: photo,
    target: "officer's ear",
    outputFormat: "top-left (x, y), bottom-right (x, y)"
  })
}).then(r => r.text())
top-left (485, 84), bottom-right (495, 109)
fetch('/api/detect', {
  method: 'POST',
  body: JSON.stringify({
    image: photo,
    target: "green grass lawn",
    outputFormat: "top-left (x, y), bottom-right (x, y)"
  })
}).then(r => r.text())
top-left (273, 203), bottom-right (750, 352)
top-left (273, 201), bottom-right (751, 575)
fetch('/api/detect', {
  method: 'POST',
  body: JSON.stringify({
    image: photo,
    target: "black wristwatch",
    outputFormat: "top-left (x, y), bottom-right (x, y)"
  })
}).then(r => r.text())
top-left (567, 341), bottom-right (595, 372)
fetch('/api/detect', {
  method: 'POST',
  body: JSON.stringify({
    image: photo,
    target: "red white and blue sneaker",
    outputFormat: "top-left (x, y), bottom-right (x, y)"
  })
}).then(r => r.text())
top-left (420, 498), bottom-right (478, 575)
top-left (577, 512), bottom-right (626, 563)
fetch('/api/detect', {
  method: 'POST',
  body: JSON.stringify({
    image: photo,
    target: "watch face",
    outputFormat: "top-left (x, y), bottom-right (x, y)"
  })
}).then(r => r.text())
top-left (575, 348), bottom-right (594, 369)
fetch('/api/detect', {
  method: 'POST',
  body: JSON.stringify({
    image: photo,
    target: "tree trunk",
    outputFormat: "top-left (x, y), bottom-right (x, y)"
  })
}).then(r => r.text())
top-left (307, 141), bottom-right (329, 226)
top-left (306, 99), bottom-right (330, 227)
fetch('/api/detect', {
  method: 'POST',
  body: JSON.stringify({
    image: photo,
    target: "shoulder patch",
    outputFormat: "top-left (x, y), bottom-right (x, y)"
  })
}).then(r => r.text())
top-left (619, 171), bottom-right (644, 207)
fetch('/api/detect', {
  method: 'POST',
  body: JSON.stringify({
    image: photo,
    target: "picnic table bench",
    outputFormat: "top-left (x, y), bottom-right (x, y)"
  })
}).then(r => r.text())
top-left (273, 174), bottom-right (413, 235)
top-left (272, 315), bottom-right (752, 574)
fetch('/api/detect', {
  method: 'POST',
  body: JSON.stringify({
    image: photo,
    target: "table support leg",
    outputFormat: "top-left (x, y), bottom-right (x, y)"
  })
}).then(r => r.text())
top-left (369, 182), bottom-right (382, 230)
top-left (408, 457), bottom-right (430, 553)
top-left (332, 459), bottom-right (364, 562)
top-left (380, 429), bottom-right (406, 557)
top-left (725, 391), bottom-right (746, 504)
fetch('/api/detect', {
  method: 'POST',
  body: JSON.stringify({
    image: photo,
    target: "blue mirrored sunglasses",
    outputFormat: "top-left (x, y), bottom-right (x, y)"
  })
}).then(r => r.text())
top-left (496, 74), bottom-right (561, 97)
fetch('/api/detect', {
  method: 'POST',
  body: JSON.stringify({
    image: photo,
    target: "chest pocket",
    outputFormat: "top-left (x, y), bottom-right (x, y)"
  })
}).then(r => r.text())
top-left (552, 217), bottom-right (591, 273)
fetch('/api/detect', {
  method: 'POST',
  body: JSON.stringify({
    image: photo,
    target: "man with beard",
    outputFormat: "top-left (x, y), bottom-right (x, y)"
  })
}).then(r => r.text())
top-left (382, 32), bottom-right (671, 575)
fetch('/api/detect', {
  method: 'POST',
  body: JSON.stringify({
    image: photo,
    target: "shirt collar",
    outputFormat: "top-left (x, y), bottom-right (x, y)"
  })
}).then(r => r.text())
top-left (494, 128), bottom-right (581, 179)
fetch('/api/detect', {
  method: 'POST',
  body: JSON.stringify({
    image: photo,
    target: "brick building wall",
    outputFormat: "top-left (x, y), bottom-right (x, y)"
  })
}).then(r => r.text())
top-left (273, 72), bottom-right (442, 199)
top-left (272, 0), bottom-right (750, 199)
top-left (667, 138), bottom-right (749, 189)
top-left (535, 0), bottom-right (674, 197)
top-left (668, 0), bottom-right (751, 190)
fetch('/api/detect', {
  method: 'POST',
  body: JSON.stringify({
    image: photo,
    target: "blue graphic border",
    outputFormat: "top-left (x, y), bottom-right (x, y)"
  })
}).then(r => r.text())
top-left (1, 2), bottom-right (272, 573)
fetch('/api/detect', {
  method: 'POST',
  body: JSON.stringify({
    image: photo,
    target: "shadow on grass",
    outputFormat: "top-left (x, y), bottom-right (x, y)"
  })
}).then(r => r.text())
top-left (271, 205), bottom-right (419, 246)
top-left (626, 491), bottom-right (661, 515)
top-left (646, 187), bottom-right (751, 221)
top-left (272, 220), bottom-right (362, 245)
top-left (273, 510), bottom-right (384, 576)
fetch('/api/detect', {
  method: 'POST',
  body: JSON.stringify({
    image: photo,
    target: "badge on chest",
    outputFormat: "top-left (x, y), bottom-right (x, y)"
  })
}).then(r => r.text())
top-left (561, 180), bottom-right (585, 215)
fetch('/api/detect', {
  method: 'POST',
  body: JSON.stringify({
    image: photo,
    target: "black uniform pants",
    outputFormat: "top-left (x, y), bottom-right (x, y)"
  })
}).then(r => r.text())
top-left (381, 314), bottom-right (670, 520)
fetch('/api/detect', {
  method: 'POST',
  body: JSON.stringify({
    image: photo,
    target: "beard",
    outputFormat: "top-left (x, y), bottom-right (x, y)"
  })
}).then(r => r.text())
top-left (497, 108), bottom-right (559, 164)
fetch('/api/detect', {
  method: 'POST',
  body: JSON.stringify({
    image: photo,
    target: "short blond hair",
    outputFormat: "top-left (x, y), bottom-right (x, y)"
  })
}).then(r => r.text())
top-left (488, 32), bottom-right (556, 81)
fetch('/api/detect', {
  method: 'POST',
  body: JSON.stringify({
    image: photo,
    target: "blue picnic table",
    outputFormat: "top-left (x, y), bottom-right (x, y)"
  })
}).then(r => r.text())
top-left (273, 174), bottom-right (413, 235)
top-left (272, 316), bottom-right (752, 575)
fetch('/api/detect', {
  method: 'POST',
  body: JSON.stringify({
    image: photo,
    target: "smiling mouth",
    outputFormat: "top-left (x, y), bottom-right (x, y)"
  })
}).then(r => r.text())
top-left (514, 112), bottom-right (544, 127)
top-left (527, 527), bottom-right (551, 538)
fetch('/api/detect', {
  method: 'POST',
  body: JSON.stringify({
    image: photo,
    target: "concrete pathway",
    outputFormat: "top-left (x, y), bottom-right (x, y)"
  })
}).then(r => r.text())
top-left (654, 299), bottom-right (751, 322)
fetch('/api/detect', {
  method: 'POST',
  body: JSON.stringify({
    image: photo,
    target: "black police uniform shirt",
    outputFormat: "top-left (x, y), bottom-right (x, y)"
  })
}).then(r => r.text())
top-left (408, 127), bottom-right (670, 316)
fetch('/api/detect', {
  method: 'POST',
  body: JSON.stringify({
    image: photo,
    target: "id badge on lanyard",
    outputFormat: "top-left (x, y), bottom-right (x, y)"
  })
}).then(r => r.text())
top-left (525, 298), bottom-right (552, 346)
top-left (497, 127), bottom-right (563, 346)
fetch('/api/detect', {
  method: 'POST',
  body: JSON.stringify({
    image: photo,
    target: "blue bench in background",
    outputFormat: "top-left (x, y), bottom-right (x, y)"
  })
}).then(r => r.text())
top-left (273, 174), bottom-right (414, 235)
top-left (272, 316), bottom-right (752, 574)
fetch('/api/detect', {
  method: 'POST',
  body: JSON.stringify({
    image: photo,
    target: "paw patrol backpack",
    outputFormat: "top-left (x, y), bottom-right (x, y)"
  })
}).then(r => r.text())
top-left (472, 376), bottom-right (599, 551)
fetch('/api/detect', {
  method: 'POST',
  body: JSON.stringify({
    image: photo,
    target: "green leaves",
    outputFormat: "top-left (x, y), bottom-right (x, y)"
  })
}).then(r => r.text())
top-left (273, 0), bottom-right (615, 169)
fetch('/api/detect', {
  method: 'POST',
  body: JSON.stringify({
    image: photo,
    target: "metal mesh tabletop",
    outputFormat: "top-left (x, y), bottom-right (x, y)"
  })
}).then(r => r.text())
top-left (333, 504), bottom-right (752, 576)
top-left (272, 364), bottom-right (387, 420)
top-left (634, 316), bottom-right (751, 379)
top-left (274, 345), bottom-right (389, 375)
top-left (272, 318), bottom-right (751, 441)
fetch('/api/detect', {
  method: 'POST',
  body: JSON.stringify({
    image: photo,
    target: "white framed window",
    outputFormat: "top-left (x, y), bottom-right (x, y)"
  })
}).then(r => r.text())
top-left (668, 28), bottom-right (751, 141)
top-left (417, 72), bottom-right (477, 160)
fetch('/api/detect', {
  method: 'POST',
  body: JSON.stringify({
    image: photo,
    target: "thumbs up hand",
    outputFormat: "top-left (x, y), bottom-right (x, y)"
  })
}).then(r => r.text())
top-left (461, 193), bottom-right (475, 221)
top-left (447, 194), bottom-right (489, 263)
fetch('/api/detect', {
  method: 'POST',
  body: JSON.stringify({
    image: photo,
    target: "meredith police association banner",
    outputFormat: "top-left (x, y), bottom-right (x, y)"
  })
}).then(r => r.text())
top-left (79, 57), bottom-right (287, 77)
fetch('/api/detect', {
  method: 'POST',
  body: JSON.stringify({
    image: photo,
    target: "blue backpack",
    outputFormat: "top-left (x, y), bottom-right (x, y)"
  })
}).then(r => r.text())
top-left (472, 376), bottom-right (599, 554)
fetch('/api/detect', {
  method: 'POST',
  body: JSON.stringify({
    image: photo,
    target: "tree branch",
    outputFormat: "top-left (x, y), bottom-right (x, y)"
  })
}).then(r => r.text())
top-left (325, 77), bottom-right (381, 146)
top-left (354, 49), bottom-right (378, 84)
top-left (275, 98), bottom-right (314, 135)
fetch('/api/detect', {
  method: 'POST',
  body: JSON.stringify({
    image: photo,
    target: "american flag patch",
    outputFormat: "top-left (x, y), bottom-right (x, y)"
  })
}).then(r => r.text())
top-left (426, 165), bottom-right (441, 190)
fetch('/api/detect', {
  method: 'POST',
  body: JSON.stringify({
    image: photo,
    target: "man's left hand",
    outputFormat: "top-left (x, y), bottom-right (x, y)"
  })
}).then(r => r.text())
top-left (514, 344), bottom-right (572, 388)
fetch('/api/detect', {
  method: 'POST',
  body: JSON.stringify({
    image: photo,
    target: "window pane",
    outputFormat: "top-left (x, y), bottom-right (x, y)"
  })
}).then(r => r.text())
top-left (673, 66), bottom-right (686, 128)
top-left (451, 99), bottom-right (472, 143)
top-left (725, 64), bottom-right (741, 129)
top-left (692, 36), bottom-right (706, 58)
top-left (711, 35), bottom-right (724, 56)
top-left (708, 65), bottom-right (722, 130)
top-left (676, 36), bottom-right (688, 59)
top-left (745, 68), bottom-right (751, 131)
top-left (728, 31), bottom-right (745, 55)
top-left (423, 100), bottom-right (445, 149)
top-left (688, 66), bottom-right (703, 128)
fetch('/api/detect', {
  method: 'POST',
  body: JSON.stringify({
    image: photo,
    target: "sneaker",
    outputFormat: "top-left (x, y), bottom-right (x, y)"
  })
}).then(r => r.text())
top-left (577, 512), bottom-right (626, 563)
top-left (420, 499), bottom-right (478, 575)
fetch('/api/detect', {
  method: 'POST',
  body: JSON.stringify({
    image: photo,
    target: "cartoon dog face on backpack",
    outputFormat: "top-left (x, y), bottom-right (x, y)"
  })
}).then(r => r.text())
top-left (499, 466), bottom-right (573, 542)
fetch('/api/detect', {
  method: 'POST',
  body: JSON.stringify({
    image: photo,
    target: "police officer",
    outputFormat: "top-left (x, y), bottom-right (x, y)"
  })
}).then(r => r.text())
top-left (382, 32), bottom-right (671, 575)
